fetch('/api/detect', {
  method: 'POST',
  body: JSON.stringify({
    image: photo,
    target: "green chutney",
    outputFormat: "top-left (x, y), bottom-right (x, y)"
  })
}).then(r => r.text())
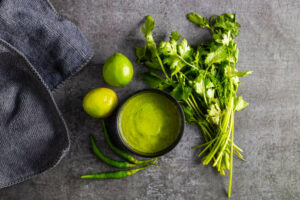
top-left (118, 92), bottom-right (182, 155)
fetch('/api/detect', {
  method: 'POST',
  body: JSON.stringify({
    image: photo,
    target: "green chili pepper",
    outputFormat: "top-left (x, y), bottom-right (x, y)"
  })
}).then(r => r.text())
top-left (101, 120), bottom-right (156, 165)
top-left (90, 135), bottom-right (136, 168)
top-left (81, 165), bottom-right (151, 179)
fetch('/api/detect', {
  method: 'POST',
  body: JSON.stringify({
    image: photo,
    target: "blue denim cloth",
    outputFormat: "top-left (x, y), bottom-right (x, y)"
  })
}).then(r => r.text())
top-left (0, 0), bottom-right (93, 188)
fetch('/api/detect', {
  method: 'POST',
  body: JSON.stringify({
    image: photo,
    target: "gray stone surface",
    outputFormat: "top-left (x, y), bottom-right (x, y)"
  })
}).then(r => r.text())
top-left (0, 0), bottom-right (300, 199)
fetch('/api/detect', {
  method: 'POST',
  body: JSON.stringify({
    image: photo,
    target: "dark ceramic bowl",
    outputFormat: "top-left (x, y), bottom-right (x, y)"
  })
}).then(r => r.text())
top-left (107, 89), bottom-right (185, 158)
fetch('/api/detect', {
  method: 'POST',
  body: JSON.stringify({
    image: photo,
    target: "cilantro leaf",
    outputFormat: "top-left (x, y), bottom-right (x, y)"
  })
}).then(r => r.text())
top-left (206, 103), bottom-right (221, 125)
top-left (234, 70), bottom-right (253, 77)
top-left (163, 56), bottom-right (183, 76)
top-left (193, 75), bottom-right (205, 95)
top-left (141, 71), bottom-right (163, 88)
top-left (187, 13), bottom-right (210, 28)
top-left (205, 45), bottom-right (228, 66)
top-left (213, 14), bottom-right (240, 38)
top-left (159, 40), bottom-right (177, 55)
top-left (182, 106), bottom-right (196, 123)
top-left (170, 31), bottom-right (181, 41)
top-left (141, 16), bottom-right (155, 36)
top-left (136, 47), bottom-right (146, 61)
top-left (234, 96), bottom-right (249, 111)
top-left (141, 16), bottom-right (158, 59)
top-left (170, 85), bottom-right (192, 101)
top-left (177, 38), bottom-right (192, 59)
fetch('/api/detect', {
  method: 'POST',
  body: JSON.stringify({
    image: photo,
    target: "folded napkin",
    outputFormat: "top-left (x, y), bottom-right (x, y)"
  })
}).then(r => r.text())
top-left (0, 0), bottom-right (93, 188)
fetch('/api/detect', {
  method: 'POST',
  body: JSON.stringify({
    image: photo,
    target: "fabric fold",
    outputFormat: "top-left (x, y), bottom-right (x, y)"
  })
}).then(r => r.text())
top-left (0, 0), bottom-right (93, 90)
top-left (0, 0), bottom-right (93, 188)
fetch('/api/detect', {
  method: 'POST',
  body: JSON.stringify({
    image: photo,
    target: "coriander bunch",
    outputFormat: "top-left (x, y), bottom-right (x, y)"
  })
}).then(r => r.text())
top-left (136, 13), bottom-right (252, 198)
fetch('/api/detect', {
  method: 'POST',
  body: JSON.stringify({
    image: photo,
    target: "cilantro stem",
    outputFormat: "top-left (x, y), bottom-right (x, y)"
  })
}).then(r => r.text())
top-left (198, 122), bottom-right (213, 141)
top-left (233, 150), bottom-right (245, 161)
top-left (213, 101), bottom-right (234, 166)
top-left (186, 98), bottom-right (202, 118)
top-left (192, 137), bottom-right (217, 149)
top-left (228, 141), bottom-right (243, 152)
top-left (203, 89), bottom-right (233, 165)
top-left (198, 141), bottom-right (215, 158)
top-left (179, 71), bottom-right (190, 81)
top-left (190, 95), bottom-right (205, 116)
top-left (186, 97), bottom-right (215, 141)
top-left (202, 64), bottom-right (213, 106)
top-left (176, 55), bottom-right (197, 69)
top-left (228, 109), bottom-right (235, 198)
top-left (155, 52), bottom-right (170, 80)
top-left (186, 100), bottom-right (199, 118)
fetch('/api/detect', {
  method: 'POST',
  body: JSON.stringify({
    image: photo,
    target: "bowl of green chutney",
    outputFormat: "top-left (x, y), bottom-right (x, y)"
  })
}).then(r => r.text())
top-left (116, 89), bottom-right (184, 157)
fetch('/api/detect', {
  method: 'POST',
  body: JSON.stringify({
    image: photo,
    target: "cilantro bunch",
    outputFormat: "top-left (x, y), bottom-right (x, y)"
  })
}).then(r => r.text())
top-left (136, 13), bottom-right (252, 197)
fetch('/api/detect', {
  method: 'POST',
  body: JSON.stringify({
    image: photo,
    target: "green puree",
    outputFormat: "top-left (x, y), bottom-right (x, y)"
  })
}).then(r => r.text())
top-left (118, 92), bottom-right (182, 154)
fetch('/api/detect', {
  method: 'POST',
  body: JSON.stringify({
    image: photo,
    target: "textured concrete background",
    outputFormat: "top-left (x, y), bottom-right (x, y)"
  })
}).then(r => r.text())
top-left (0, 0), bottom-right (300, 199)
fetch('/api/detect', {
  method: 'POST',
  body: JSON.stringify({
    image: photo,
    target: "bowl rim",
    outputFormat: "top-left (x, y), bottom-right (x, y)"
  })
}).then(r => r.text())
top-left (116, 88), bottom-right (185, 157)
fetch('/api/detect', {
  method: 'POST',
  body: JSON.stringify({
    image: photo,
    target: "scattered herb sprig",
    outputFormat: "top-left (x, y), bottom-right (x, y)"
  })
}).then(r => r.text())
top-left (136, 13), bottom-right (252, 197)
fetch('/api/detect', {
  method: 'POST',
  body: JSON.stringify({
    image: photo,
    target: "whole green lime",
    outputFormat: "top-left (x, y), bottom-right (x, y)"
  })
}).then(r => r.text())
top-left (83, 88), bottom-right (118, 118)
top-left (102, 53), bottom-right (134, 87)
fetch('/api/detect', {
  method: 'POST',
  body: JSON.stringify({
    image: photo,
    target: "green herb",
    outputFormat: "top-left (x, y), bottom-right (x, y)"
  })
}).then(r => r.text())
top-left (136, 13), bottom-right (252, 198)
